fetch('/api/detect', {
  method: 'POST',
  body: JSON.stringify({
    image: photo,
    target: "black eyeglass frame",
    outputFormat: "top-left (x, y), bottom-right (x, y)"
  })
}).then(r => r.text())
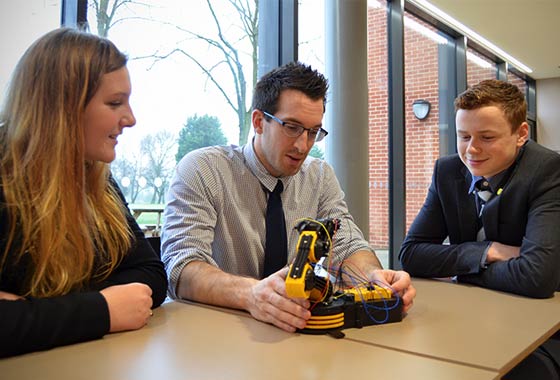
top-left (262, 111), bottom-right (328, 142)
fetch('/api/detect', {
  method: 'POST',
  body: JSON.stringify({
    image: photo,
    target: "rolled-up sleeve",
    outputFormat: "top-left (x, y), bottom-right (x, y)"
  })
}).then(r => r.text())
top-left (161, 151), bottom-right (221, 299)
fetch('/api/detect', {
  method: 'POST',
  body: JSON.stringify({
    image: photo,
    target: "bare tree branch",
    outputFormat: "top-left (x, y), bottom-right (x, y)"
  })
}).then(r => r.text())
top-left (91, 0), bottom-right (257, 145)
top-left (136, 0), bottom-right (257, 145)
top-left (90, 0), bottom-right (150, 37)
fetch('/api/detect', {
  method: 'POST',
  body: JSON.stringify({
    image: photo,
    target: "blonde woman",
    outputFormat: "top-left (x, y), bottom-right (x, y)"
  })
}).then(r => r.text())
top-left (0, 28), bottom-right (167, 357)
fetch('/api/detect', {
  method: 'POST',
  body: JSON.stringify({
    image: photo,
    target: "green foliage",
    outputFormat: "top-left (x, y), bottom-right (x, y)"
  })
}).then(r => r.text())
top-left (308, 145), bottom-right (324, 159)
top-left (176, 114), bottom-right (228, 162)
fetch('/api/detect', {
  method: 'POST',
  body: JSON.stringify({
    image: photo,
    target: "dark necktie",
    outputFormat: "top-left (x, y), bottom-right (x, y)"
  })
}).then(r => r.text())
top-left (263, 180), bottom-right (287, 277)
top-left (475, 179), bottom-right (492, 241)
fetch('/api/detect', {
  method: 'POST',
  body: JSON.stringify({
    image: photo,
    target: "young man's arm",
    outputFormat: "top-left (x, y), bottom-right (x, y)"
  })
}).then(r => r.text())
top-left (399, 158), bottom-right (489, 277)
top-left (486, 242), bottom-right (520, 263)
top-left (459, 152), bottom-right (560, 298)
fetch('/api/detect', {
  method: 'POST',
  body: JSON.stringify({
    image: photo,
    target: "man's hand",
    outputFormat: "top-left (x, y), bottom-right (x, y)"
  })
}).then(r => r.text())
top-left (246, 267), bottom-right (311, 333)
top-left (342, 250), bottom-right (416, 313)
top-left (369, 269), bottom-right (416, 313)
top-left (178, 262), bottom-right (309, 332)
top-left (486, 242), bottom-right (520, 263)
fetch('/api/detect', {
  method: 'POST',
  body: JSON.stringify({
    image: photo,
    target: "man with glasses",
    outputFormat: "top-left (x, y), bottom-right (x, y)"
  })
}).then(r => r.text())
top-left (162, 62), bottom-right (415, 332)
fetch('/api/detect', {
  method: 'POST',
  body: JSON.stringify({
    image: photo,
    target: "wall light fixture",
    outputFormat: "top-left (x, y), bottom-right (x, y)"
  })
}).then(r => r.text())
top-left (412, 99), bottom-right (431, 120)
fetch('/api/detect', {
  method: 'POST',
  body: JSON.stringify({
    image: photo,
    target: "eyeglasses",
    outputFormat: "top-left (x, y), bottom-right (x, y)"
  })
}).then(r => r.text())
top-left (262, 111), bottom-right (328, 142)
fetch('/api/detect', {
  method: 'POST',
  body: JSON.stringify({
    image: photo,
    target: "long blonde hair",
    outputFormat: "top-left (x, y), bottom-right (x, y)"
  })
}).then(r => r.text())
top-left (0, 28), bottom-right (133, 297)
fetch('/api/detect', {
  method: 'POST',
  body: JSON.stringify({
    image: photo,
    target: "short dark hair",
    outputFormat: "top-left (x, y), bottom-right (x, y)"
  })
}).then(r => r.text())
top-left (251, 61), bottom-right (329, 114)
top-left (454, 79), bottom-right (527, 132)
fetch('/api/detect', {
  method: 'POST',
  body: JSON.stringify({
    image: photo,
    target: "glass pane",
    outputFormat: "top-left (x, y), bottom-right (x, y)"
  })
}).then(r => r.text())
top-left (299, 0), bottom-right (389, 267)
top-left (508, 71), bottom-right (527, 95)
top-left (466, 48), bottom-right (497, 86)
top-left (298, 0), bottom-right (326, 160)
top-left (403, 12), bottom-right (451, 234)
top-left (86, 0), bottom-right (257, 234)
top-left (0, 2), bottom-right (61, 105)
top-left (298, 0), bottom-right (325, 72)
top-left (507, 71), bottom-right (531, 138)
top-left (367, 0), bottom-right (389, 268)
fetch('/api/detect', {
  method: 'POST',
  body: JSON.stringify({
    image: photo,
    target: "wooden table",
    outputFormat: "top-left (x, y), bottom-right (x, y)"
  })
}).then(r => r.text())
top-left (0, 300), bottom-right (498, 380)
top-left (129, 204), bottom-right (165, 235)
top-left (344, 278), bottom-right (560, 376)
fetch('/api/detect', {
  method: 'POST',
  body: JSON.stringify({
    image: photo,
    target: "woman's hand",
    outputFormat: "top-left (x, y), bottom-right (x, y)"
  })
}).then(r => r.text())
top-left (0, 290), bottom-right (24, 301)
top-left (100, 282), bottom-right (153, 332)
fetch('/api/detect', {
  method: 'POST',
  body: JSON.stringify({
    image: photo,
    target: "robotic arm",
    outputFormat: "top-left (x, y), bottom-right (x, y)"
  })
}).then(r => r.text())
top-left (285, 218), bottom-right (339, 302)
top-left (285, 218), bottom-right (403, 335)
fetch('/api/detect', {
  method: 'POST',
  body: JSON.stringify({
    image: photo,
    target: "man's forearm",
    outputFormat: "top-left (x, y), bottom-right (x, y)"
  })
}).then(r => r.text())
top-left (176, 261), bottom-right (257, 311)
top-left (340, 250), bottom-right (383, 282)
top-left (341, 250), bottom-right (416, 312)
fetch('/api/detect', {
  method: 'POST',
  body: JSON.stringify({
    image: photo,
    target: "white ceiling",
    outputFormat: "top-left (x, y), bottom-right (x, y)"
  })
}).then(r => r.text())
top-left (424, 0), bottom-right (560, 80)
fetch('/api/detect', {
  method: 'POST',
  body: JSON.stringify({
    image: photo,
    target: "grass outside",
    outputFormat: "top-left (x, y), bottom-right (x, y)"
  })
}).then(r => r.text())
top-left (128, 204), bottom-right (164, 226)
top-left (136, 212), bottom-right (160, 225)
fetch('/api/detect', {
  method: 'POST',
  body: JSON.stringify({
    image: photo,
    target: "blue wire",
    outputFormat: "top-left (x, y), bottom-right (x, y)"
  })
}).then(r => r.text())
top-left (331, 266), bottom-right (402, 324)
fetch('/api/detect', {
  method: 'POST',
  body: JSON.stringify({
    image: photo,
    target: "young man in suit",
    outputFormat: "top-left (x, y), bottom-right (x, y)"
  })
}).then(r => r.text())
top-left (400, 79), bottom-right (560, 379)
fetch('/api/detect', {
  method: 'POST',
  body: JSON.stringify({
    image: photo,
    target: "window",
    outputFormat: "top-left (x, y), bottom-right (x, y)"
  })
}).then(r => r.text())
top-left (366, 0), bottom-right (390, 266)
top-left (403, 11), bottom-right (446, 232)
top-left (298, 0), bottom-right (326, 160)
top-left (0, 1), bottom-right (61, 106)
top-left (466, 47), bottom-right (497, 86)
top-left (507, 71), bottom-right (527, 96)
top-left (86, 0), bottom-right (257, 232)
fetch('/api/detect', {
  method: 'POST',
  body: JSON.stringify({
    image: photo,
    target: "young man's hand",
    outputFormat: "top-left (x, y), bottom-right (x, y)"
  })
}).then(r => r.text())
top-left (487, 242), bottom-right (521, 263)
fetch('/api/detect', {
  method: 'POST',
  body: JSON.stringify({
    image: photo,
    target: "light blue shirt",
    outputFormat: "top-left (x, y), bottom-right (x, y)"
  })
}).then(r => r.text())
top-left (161, 141), bottom-right (373, 298)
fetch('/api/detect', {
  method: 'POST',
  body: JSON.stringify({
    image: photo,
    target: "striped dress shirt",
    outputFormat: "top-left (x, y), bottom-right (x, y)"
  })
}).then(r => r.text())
top-left (161, 141), bottom-right (373, 299)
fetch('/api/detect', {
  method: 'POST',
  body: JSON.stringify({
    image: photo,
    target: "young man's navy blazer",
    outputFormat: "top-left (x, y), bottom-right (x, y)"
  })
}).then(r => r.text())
top-left (400, 140), bottom-right (560, 298)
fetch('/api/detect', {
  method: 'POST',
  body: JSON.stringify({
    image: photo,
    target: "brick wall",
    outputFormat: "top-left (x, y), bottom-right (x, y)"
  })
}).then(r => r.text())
top-left (467, 49), bottom-right (497, 87)
top-left (508, 72), bottom-right (527, 95)
top-left (403, 14), bottom-right (440, 239)
top-left (367, 3), bottom-right (389, 248)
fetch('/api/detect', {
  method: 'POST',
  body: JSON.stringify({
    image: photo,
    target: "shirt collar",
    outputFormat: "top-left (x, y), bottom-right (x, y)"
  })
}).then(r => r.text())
top-left (468, 171), bottom-right (509, 195)
top-left (242, 138), bottom-right (292, 192)
top-left (468, 175), bottom-right (484, 194)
